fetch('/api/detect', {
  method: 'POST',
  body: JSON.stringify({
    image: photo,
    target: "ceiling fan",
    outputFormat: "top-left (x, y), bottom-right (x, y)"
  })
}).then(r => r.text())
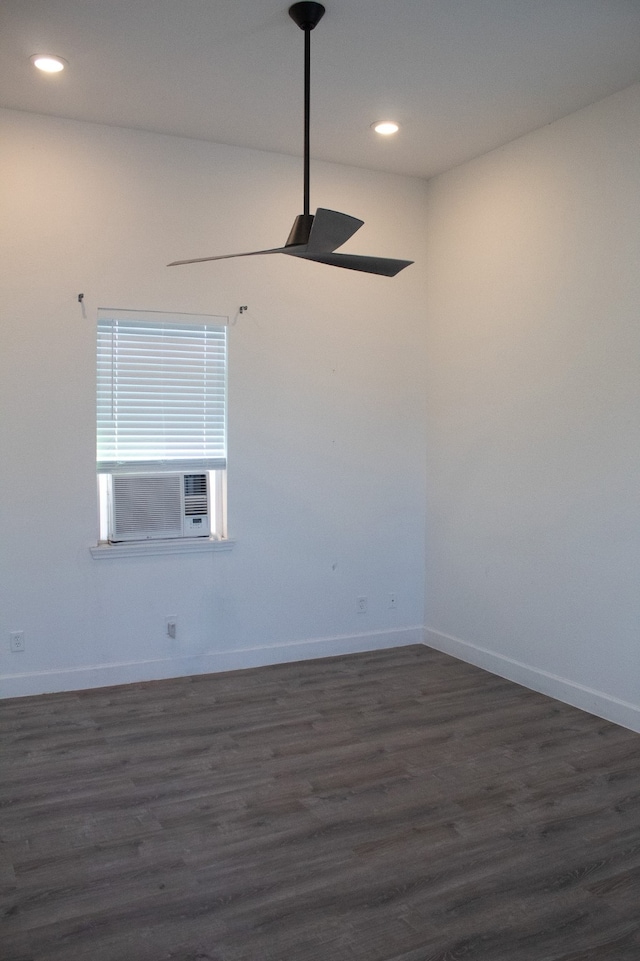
top-left (168, 1), bottom-right (413, 277)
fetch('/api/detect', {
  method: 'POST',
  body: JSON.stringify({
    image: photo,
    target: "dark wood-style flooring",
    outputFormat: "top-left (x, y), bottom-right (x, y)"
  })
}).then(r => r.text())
top-left (1, 645), bottom-right (640, 961)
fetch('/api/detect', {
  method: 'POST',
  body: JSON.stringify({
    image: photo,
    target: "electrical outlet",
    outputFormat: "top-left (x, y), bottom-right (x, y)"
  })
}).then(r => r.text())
top-left (357, 596), bottom-right (368, 614)
top-left (389, 592), bottom-right (397, 610)
top-left (166, 617), bottom-right (177, 639)
top-left (10, 631), bottom-right (25, 653)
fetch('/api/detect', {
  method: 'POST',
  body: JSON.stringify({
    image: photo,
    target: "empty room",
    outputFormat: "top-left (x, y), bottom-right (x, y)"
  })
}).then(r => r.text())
top-left (1, 2), bottom-right (640, 959)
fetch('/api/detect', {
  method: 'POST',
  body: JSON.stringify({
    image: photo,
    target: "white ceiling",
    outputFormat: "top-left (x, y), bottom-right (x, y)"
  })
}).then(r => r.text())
top-left (2, 0), bottom-right (640, 180)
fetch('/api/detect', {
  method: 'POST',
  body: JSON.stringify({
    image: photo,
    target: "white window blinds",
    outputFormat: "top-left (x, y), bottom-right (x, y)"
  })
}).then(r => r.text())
top-left (97, 310), bottom-right (227, 474)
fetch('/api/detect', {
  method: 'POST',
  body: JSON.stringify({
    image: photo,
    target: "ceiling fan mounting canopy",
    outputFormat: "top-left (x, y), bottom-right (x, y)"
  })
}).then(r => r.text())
top-left (168, 2), bottom-right (413, 277)
top-left (288, 2), bottom-right (325, 32)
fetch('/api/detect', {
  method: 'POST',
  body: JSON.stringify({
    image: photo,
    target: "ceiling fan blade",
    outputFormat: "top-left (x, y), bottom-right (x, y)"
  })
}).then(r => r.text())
top-left (168, 245), bottom-right (304, 267)
top-left (289, 251), bottom-right (414, 277)
top-left (306, 208), bottom-right (364, 252)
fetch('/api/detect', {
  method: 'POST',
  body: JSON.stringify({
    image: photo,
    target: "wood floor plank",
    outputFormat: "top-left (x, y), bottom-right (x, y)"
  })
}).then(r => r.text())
top-left (1, 644), bottom-right (639, 960)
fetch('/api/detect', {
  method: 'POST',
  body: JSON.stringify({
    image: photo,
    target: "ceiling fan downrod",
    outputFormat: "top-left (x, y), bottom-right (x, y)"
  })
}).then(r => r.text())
top-left (285, 2), bottom-right (325, 246)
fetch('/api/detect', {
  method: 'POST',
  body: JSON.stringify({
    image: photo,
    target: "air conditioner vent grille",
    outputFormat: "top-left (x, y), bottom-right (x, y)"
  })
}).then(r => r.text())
top-left (112, 474), bottom-right (183, 539)
top-left (184, 473), bottom-right (208, 515)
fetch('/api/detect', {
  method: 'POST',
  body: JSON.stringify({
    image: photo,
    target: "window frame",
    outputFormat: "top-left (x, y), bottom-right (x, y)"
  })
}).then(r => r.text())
top-left (94, 308), bottom-right (229, 550)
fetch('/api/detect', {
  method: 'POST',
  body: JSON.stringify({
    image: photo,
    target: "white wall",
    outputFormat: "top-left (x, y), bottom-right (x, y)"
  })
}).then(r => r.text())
top-left (5, 84), bottom-right (639, 731)
top-left (423, 83), bottom-right (640, 731)
top-left (0, 108), bottom-right (428, 697)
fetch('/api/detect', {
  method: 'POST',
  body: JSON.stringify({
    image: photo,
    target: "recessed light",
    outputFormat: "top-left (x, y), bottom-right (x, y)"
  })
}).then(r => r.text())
top-left (31, 55), bottom-right (67, 73)
top-left (372, 121), bottom-right (399, 136)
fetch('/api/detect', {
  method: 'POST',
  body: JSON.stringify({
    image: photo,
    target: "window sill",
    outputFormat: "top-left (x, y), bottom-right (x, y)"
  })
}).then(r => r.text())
top-left (90, 538), bottom-right (234, 559)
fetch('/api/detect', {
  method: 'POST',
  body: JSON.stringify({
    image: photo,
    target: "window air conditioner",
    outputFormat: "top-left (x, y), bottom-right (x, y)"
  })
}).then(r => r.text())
top-left (108, 473), bottom-right (210, 542)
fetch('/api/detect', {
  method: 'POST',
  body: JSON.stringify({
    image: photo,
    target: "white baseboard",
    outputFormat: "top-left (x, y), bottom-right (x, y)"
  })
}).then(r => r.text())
top-left (0, 627), bottom-right (424, 700)
top-left (6, 626), bottom-right (637, 734)
top-left (424, 627), bottom-right (640, 734)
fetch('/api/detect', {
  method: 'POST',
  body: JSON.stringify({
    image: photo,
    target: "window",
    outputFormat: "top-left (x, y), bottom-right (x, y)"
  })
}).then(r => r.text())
top-left (96, 309), bottom-right (227, 545)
